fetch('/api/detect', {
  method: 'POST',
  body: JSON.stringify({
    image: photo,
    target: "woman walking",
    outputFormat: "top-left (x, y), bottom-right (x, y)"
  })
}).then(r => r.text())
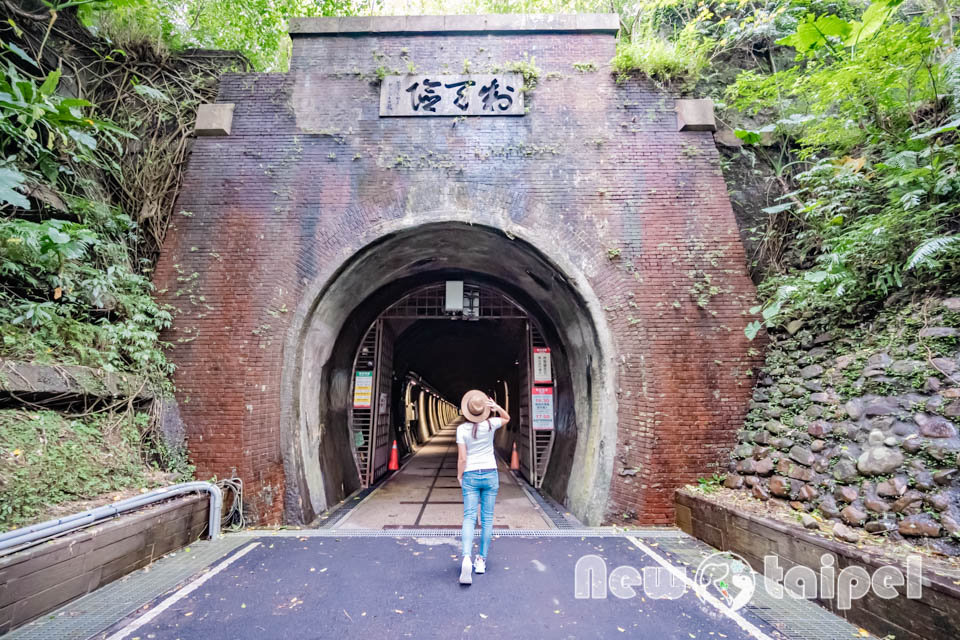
top-left (456, 389), bottom-right (510, 585)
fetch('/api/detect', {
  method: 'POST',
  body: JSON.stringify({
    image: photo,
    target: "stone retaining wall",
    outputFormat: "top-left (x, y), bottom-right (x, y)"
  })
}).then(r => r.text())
top-left (725, 297), bottom-right (960, 554)
top-left (0, 493), bottom-right (208, 634)
top-left (676, 490), bottom-right (960, 640)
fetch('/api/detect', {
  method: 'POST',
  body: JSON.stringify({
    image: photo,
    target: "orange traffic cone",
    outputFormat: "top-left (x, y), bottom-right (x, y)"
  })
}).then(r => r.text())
top-left (388, 440), bottom-right (399, 471)
top-left (510, 442), bottom-right (520, 470)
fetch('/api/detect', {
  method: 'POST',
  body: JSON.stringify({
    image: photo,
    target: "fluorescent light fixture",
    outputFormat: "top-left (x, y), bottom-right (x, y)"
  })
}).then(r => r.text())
top-left (445, 280), bottom-right (464, 312)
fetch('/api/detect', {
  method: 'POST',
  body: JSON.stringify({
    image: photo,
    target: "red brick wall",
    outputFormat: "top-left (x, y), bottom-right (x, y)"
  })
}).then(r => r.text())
top-left (154, 29), bottom-right (762, 525)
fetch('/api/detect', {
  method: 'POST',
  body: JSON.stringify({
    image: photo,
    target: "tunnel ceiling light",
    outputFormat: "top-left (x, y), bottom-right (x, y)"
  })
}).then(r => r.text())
top-left (445, 280), bottom-right (464, 313)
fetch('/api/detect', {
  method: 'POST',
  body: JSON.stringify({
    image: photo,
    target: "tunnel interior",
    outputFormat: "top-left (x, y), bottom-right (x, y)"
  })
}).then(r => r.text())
top-left (328, 275), bottom-right (575, 505)
top-left (289, 223), bottom-right (616, 526)
top-left (393, 319), bottom-right (525, 408)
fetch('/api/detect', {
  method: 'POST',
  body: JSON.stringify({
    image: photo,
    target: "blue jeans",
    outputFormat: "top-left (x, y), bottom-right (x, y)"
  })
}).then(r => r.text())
top-left (461, 469), bottom-right (499, 558)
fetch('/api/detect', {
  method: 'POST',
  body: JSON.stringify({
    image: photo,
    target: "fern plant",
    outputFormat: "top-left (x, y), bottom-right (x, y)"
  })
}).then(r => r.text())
top-left (906, 236), bottom-right (960, 271)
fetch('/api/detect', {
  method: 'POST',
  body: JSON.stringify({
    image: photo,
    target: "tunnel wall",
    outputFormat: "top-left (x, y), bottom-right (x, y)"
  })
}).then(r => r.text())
top-left (152, 14), bottom-right (763, 525)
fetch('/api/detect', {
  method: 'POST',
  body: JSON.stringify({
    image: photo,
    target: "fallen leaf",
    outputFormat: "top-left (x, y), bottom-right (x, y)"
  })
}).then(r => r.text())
top-left (394, 609), bottom-right (404, 614)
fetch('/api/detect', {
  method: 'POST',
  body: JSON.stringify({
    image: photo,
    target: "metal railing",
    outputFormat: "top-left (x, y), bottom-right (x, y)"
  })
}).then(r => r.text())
top-left (0, 481), bottom-right (222, 557)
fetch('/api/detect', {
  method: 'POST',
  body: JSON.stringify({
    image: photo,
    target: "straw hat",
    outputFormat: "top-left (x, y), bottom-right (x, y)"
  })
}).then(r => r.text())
top-left (461, 389), bottom-right (490, 423)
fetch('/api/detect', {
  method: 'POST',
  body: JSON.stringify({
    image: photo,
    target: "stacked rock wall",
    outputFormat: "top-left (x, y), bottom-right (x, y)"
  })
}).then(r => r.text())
top-left (726, 297), bottom-right (960, 553)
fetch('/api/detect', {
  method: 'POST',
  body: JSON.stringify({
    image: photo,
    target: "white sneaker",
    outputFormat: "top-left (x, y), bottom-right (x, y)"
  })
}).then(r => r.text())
top-left (459, 556), bottom-right (473, 585)
top-left (474, 557), bottom-right (486, 574)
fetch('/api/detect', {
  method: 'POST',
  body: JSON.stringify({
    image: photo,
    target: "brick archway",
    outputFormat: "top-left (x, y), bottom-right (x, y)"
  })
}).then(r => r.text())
top-left (279, 218), bottom-right (619, 526)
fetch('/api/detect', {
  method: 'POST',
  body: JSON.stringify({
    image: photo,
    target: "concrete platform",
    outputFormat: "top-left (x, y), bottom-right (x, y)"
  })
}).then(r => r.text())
top-left (336, 426), bottom-right (552, 530)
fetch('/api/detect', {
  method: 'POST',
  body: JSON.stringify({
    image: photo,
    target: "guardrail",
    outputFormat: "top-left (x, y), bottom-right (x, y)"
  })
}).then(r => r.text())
top-left (0, 482), bottom-right (222, 556)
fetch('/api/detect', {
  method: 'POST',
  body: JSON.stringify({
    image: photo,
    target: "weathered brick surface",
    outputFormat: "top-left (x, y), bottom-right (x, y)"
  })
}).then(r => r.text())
top-left (154, 28), bottom-right (762, 525)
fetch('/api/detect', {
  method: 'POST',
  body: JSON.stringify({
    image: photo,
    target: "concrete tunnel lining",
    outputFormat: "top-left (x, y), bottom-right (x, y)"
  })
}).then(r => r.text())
top-left (279, 220), bottom-right (619, 526)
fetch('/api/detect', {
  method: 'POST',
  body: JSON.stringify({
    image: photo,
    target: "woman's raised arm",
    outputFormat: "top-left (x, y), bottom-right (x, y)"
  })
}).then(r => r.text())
top-left (486, 398), bottom-right (510, 425)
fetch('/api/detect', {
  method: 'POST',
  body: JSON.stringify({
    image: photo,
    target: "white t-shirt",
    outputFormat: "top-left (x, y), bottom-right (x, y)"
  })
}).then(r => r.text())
top-left (456, 417), bottom-right (503, 472)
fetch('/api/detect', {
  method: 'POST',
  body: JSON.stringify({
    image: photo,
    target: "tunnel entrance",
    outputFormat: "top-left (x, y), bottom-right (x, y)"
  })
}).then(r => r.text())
top-left (347, 281), bottom-right (557, 494)
top-left (285, 222), bottom-right (617, 527)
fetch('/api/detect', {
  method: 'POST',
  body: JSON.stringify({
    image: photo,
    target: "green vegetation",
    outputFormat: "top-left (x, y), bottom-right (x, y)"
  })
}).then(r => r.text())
top-left (82, 0), bottom-right (375, 71)
top-left (0, 4), bottom-right (240, 523)
top-left (611, 13), bottom-right (712, 82)
top-left (696, 472), bottom-right (726, 493)
top-left (0, 42), bottom-right (173, 380)
top-left (492, 54), bottom-right (543, 91)
top-left (0, 409), bottom-right (188, 531)
top-left (723, 0), bottom-right (960, 337)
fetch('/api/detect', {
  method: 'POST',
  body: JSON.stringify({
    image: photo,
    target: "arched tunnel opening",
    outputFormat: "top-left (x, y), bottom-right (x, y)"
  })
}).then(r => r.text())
top-left (286, 223), bottom-right (616, 527)
top-left (327, 276), bottom-right (575, 524)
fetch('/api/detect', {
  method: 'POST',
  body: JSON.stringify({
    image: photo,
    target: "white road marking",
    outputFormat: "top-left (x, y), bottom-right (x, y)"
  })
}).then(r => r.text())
top-left (625, 536), bottom-right (774, 640)
top-left (413, 537), bottom-right (460, 548)
top-left (104, 542), bottom-right (261, 640)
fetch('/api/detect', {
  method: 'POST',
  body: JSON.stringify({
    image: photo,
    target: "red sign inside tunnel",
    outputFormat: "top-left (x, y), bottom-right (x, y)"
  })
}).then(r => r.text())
top-left (532, 386), bottom-right (554, 431)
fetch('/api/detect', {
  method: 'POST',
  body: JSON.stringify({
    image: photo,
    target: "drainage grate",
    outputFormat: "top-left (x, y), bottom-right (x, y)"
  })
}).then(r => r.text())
top-left (512, 472), bottom-right (581, 529)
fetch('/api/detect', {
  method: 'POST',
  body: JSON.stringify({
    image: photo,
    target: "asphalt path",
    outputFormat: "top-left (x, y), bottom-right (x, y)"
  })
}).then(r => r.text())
top-left (100, 535), bottom-right (776, 640)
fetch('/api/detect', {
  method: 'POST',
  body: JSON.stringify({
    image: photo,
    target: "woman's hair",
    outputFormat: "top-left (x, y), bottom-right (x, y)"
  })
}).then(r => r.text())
top-left (471, 417), bottom-right (491, 440)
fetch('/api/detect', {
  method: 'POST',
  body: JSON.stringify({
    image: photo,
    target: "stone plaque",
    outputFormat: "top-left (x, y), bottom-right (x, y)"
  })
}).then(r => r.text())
top-left (380, 74), bottom-right (525, 117)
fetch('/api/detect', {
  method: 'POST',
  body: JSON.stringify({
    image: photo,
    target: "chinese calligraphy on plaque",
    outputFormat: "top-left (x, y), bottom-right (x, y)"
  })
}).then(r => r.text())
top-left (380, 74), bottom-right (525, 117)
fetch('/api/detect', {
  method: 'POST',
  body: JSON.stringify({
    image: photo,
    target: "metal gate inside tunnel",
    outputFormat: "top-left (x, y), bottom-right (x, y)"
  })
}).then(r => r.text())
top-left (347, 281), bottom-right (556, 491)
